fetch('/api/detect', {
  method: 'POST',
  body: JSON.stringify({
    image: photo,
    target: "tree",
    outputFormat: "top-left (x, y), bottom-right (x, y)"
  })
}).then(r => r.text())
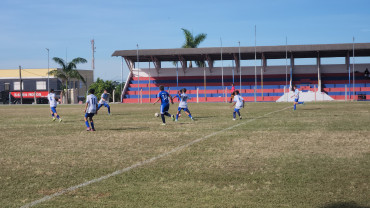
top-left (181, 28), bottom-right (207, 67)
top-left (48, 57), bottom-right (87, 103)
top-left (88, 78), bottom-right (124, 102)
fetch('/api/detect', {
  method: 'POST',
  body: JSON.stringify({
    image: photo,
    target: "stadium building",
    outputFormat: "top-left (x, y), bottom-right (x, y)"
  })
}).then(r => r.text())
top-left (113, 43), bottom-right (370, 103)
top-left (0, 68), bottom-right (93, 104)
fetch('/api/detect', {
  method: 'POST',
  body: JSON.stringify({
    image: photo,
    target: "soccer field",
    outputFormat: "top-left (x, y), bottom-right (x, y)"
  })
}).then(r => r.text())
top-left (0, 102), bottom-right (369, 208)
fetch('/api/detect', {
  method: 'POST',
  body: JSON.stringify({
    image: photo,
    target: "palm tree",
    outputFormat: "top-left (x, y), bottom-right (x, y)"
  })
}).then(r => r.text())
top-left (181, 28), bottom-right (207, 67)
top-left (48, 57), bottom-right (87, 103)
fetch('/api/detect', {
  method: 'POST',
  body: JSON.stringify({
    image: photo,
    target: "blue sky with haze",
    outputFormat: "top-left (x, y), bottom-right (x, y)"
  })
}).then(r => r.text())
top-left (1, 0), bottom-right (369, 81)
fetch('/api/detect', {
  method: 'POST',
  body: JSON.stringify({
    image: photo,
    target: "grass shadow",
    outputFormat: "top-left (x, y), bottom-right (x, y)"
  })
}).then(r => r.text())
top-left (302, 108), bottom-right (322, 111)
top-left (320, 201), bottom-right (370, 208)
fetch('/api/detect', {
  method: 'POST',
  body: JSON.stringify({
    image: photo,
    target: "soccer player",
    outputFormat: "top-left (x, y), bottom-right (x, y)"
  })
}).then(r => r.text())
top-left (48, 89), bottom-right (62, 122)
top-left (97, 89), bottom-right (111, 115)
top-left (153, 85), bottom-right (175, 125)
top-left (230, 90), bottom-right (244, 120)
top-left (175, 88), bottom-right (194, 121)
top-left (84, 89), bottom-right (98, 131)
top-left (229, 83), bottom-right (235, 103)
top-left (291, 85), bottom-right (304, 110)
top-left (173, 89), bottom-right (182, 101)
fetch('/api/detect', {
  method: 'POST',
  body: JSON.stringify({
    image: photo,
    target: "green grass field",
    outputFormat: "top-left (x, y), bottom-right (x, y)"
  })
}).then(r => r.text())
top-left (0, 102), bottom-right (369, 208)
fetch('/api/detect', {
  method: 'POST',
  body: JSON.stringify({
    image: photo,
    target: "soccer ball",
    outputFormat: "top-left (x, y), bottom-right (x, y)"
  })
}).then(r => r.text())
top-left (155, 113), bottom-right (159, 117)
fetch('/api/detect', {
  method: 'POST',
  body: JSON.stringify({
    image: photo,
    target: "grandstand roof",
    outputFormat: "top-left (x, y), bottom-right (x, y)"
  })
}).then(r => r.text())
top-left (112, 43), bottom-right (370, 62)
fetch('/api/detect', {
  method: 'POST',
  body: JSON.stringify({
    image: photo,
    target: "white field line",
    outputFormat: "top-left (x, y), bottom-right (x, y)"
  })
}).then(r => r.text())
top-left (20, 106), bottom-right (291, 208)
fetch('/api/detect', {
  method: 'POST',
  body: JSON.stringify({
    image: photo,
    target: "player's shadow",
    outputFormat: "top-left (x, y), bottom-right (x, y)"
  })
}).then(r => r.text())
top-left (320, 201), bottom-right (369, 208)
top-left (108, 127), bottom-right (148, 131)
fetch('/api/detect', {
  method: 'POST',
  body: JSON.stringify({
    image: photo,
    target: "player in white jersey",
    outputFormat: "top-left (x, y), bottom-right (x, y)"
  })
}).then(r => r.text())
top-left (230, 90), bottom-right (244, 120)
top-left (84, 89), bottom-right (98, 131)
top-left (175, 88), bottom-right (193, 121)
top-left (290, 85), bottom-right (304, 110)
top-left (48, 89), bottom-right (62, 122)
top-left (97, 89), bottom-right (111, 115)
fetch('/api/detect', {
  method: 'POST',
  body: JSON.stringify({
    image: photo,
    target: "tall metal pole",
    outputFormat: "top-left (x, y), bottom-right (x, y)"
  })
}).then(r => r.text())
top-left (285, 37), bottom-right (288, 93)
top-left (348, 52), bottom-right (351, 100)
top-left (137, 44), bottom-right (140, 103)
top-left (91, 39), bottom-right (96, 81)
top-left (254, 25), bottom-right (257, 102)
top-left (46, 48), bottom-right (50, 92)
top-left (19, 66), bottom-right (23, 104)
top-left (176, 61), bottom-right (179, 88)
top-left (353, 37), bottom-right (355, 101)
top-left (221, 38), bottom-right (224, 97)
top-left (232, 63), bottom-right (234, 84)
top-left (238, 41), bottom-right (241, 92)
top-left (121, 57), bottom-right (123, 103)
top-left (149, 62), bottom-right (151, 103)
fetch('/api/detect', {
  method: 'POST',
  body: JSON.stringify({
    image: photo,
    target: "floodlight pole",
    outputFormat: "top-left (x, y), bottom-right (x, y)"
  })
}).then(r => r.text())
top-left (176, 61), bottom-right (178, 88)
top-left (121, 57), bottom-right (123, 103)
top-left (254, 25), bottom-right (257, 102)
top-left (46, 48), bottom-right (50, 93)
top-left (221, 38), bottom-right (224, 100)
top-left (238, 41), bottom-right (241, 93)
top-left (285, 37), bottom-right (288, 94)
top-left (352, 37), bottom-right (355, 101)
top-left (137, 44), bottom-right (140, 104)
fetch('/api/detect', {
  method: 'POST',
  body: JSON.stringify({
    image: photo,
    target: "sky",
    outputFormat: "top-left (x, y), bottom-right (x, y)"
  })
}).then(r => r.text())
top-left (1, 0), bottom-right (370, 81)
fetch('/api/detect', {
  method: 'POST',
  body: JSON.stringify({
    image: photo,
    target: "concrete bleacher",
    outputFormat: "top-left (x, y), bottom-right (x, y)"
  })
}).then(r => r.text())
top-left (122, 74), bottom-right (296, 103)
top-left (321, 73), bottom-right (370, 100)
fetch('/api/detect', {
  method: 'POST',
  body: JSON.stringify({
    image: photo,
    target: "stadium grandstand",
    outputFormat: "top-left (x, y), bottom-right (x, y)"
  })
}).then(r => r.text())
top-left (112, 43), bottom-right (370, 103)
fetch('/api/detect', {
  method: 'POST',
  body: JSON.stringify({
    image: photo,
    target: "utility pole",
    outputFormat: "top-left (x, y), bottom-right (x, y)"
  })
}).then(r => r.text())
top-left (19, 65), bottom-right (23, 104)
top-left (46, 48), bottom-right (50, 92)
top-left (91, 39), bottom-right (96, 81)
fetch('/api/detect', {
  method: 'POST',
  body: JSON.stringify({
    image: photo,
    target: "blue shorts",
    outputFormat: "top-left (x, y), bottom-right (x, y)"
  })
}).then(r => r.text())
top-left (234, 108), bottom-right (240, 113)
top-left (51, 107), bottom-right (57, 114)
top-left (178, 107), bottom-right (189, 113)
top-left (98, 103), bottom-right (109, 108)
top-left (85, 113), bottom-right (95, 118)
top-left (160, 104), bottom-right (169, 114)
top-left (294, 98), bottom-right (299, 102)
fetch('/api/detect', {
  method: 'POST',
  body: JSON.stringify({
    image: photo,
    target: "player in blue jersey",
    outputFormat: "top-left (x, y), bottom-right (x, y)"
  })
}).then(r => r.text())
top-left (175, 88), bottom-right (194, 121)
top-left (84, 89), bottom-right (98, 131)
top-left (291, 85), bottom-right (304, 110)
top-left (173, 89), bottom-right (182, 101)
top-left (48, 89), bottom-right (62, 122)
top-left (153, 85), bottom-right (175, 125)
top-left (230, 90), bottom-right (244, 120)
top-left (97, 89), bottom-right (111, 115)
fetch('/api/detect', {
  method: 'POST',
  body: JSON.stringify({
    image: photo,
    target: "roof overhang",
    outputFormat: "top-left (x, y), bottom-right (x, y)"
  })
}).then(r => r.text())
top-left (112, 43), bottom-right (370, 62)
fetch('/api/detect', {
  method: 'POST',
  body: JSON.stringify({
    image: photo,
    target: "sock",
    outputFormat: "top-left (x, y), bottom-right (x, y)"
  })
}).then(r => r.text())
top-left (107, 106), bottom-right (111, 114)
top-left (85, 121), bottom-right (90, 128)
top-left (188, 113), bottom-right (193, 119)
top-left (90, 122), bottom-right (95, 130)
top-left (294, 104), bottom-right (296, 110)
top-left (233, 112), bottom-right (236, 118)
top-left (176, 114), bottom-right (179, 120)
top-left (56, 115), bottom-right (60, 119)
top-left (51, 113), bottom-right (54, 117)
top-left (161, 114), bottom-right (165, 123)
top-left (164, 112), bottom-right (171, 117)
top-left (237, 111), bottom-right (240, 117)
top-left (298, 102), bottom-right (304, 104)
